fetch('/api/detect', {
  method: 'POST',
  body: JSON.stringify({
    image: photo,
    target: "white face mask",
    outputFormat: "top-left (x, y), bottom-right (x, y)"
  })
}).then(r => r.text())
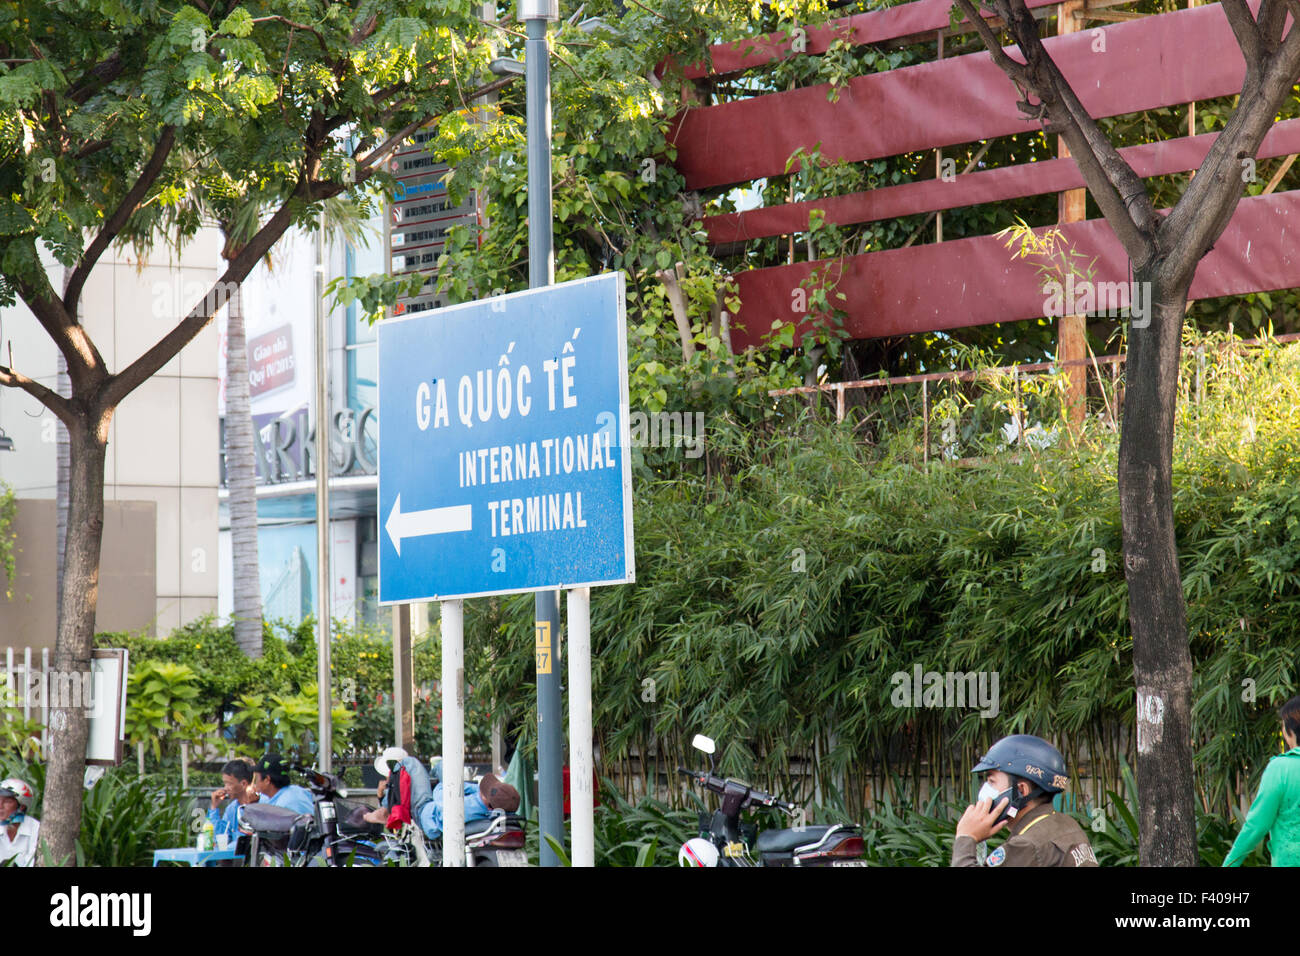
top-left (977, 780), bottom-right (1019, 821)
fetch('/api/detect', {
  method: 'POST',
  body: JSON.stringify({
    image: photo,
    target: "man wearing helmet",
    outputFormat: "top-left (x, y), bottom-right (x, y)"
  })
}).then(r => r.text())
top-left (951, 734), bottom-right (1098, 867)
top-left (0, 777), bottom-right (40, 867)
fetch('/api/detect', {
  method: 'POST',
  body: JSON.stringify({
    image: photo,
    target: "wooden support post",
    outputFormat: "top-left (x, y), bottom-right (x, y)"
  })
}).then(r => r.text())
top-left (1057, 0), bottom-right (1088, 430)
top-left (1188, 0), bottom-right (1198, 145)
top-left (491, 719), bottom-right (505, 774)
top-left (392, 605), bottom-right (415, 749)
top-left (936, 30), bottom-right (944, 244)
top-left (921, 380), bottom-right (929, 464)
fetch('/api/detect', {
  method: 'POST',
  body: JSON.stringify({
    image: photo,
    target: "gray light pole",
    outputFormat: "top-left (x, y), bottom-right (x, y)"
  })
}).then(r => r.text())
top-left (522, 0), bottom-right (562, 868)
top-left (315, 212), bottom-right (333, 771)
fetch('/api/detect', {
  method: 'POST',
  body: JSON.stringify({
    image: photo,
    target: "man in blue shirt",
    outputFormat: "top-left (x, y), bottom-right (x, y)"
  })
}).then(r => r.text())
top-left (207, 758), bottom-right (260, 840)
top-left (417, 767), bottom-right (520, 840)
top-left (252, 754), bottom-right (315, 816)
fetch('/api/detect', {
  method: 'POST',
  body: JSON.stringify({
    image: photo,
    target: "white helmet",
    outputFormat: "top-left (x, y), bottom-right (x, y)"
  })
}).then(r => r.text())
top-left (374, 747), bottom-right (408, 780)
top-left (677, 838), bottom-right (719, 867)
top-left (0, 778), bottom-right (33, 811)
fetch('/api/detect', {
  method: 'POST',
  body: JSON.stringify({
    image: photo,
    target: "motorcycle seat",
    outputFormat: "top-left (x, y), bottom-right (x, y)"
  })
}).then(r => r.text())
top-left (240, 803), bottom-right (312, 837)
top-left (465, 812), bottom-right (505, 837)
top-left (755, 825), bottom-right (836, 854)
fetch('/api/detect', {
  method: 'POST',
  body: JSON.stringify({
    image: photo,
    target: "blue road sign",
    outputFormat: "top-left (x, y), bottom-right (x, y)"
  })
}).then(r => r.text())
top-left (377, 272), bottom-right (634, 603)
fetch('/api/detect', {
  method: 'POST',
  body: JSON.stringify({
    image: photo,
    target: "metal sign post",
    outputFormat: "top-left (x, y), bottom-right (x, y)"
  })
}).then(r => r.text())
top-left (441, 599), bottom-right (465, 866)
top-left (378, 0), bottom-right (621, 866)
top-left (314, 213), bottom-right (332, 771)
top-left (377, 272), bottom-right (633, 868)
top-left (567, 586), bottom-right (594, 866)
top-left (520, 0), bottom-right (564, 870)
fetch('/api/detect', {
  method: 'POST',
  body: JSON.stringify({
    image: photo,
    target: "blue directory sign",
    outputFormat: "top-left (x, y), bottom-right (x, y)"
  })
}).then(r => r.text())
top-left (377, 273), bottom-right (634, 603)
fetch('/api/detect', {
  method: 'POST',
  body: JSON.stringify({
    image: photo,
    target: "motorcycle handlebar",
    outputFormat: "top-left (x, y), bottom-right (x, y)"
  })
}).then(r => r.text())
top-left (676, 767), bottom-right (724, 794)
top-left (289, 763), bottom-right (338, 793)
top-left (677, 769), bottom-right (795, 811)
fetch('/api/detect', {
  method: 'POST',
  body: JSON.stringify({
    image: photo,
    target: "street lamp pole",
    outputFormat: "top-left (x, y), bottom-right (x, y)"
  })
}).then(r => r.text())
top-left (315, 211), bottom-right (333, 771)
top-left (520, 0), bottom-right (562, 867)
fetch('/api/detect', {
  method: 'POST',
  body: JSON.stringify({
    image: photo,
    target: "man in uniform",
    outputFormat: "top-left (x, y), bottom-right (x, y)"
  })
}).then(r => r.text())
top-left (951, 734), bottom-right (1098, 867)
top-left (0, 777), bottom-right (41, 867)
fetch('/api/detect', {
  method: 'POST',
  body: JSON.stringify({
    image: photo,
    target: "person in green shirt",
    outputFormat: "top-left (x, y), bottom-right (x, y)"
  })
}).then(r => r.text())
top-left (1224, 694), bottom-right (1300, 866)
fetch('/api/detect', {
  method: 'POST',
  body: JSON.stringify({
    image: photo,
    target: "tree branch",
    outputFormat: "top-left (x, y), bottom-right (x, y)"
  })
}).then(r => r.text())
top-left (963, 0), bottom-right (1158, 265)
top-left (657, 263), bottom-right (695, 364)
top-left (1221, 0), bottom-right (1264, 66)
top-left (371, 81), bottom-right (409, 103)
top-left (249, 16), bottom-right (330, 55)
top-left (951, 0), bottom-right (1030, 82)
top-left (1161, 31), bottom-right (1300, 279)
top-left (0, 365), bottom-right (76, 426)
top-left (1257, 0), bottom-right (1288, 48)
top-left (64, 50), bottom-right (125, 106)
top-left (72, 139), bottom-right (112, 160)
top-left (63, 126), bottom-right (177, 315)
top-left (99, 185), bottom-right (301, 411)
top-left (12, 271), bottom-right (107, 394)
top-left (350, 11), bottom-right (378, 45)
top-left (355, 78), bottom-right (517, 175)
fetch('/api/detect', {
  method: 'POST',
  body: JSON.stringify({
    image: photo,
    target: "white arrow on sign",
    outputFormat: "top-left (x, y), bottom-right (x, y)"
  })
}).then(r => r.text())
top-left (385, 494), bottom-right (472, 556)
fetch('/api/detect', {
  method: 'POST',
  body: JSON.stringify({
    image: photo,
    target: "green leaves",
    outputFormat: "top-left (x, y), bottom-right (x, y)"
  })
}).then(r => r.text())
top-left (0, 60), bottom-right (66, 108)
top-left (125, 660), bottom-right (208, 761)
top-left (164, 5), bottom-right (212, 54)
top-left (75, 768), bottom-right (195, 867)
top-left (218, 8), bottom-right (255, 38)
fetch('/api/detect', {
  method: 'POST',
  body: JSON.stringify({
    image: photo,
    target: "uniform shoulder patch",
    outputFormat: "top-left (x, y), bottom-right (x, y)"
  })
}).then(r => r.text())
top-left (1070, 843), bottom-right (1097, 866)
top-left (987, 846), bottom-right (1007, 867)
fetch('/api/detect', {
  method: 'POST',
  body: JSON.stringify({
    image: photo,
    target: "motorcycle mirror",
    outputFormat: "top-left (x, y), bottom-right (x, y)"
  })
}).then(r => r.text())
top-left (691, 734), bottom-right (715, 755)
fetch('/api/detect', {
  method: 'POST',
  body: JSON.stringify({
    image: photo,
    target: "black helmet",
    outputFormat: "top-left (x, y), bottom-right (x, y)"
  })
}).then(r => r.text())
top-left (972, 734), bottom-right (1070, 793)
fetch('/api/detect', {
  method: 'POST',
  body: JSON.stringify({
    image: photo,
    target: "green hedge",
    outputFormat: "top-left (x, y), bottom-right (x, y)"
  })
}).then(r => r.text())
top-left (94, 618), bottom-right (493, 766)
top-left (470, 336), bottom-right (1300, 822)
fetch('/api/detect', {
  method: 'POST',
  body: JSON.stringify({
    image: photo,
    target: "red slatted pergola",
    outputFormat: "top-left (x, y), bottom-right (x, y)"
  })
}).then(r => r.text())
top-left (668, 0), bottom-right (1300, 352)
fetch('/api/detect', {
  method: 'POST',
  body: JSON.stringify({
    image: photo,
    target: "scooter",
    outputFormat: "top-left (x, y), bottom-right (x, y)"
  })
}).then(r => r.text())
top-left (374, 808), bottom-right (528, 867)
top-left (677, 733), bottom-right (867, 867)
top-left (236, 763), bottom-right (384, 867)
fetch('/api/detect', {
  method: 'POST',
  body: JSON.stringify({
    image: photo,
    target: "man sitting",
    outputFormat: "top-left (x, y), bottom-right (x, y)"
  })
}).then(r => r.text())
top-left (207, 757), bottom-right (259, 840)
top-left (251, 754), bottom-right (314, 816)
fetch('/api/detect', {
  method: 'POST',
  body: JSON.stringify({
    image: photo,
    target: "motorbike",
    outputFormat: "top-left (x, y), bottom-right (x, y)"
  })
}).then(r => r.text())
top-left (677, 733), bottom-right (867, 867)
top-left (237, 763), bottom-right (384, 867)
top-left (373, 807), bottom-right (528, 867)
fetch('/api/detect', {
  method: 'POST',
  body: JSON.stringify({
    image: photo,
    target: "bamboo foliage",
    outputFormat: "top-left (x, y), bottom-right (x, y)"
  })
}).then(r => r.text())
top-left (469, 337), bottom-right (1300, 821)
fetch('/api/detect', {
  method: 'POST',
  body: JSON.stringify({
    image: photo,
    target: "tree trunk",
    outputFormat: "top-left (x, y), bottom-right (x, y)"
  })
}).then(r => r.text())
top-left (55, 353), bottom-right (70, 630)
top-left (225, 283), bottom-right (263, 657)
top-left (41, 418), bottom-right (109, 866)
top-left (1118, 270), bottom-right (1197, 867)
